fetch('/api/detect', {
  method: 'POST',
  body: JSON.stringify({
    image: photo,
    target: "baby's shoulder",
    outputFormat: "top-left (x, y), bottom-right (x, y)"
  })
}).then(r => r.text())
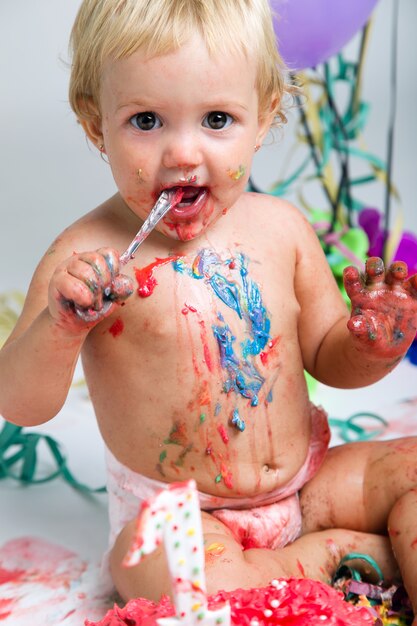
top-left (45, 195), bottom-right (124, 259)
top-left (238, 192), bottom-right (313, 237)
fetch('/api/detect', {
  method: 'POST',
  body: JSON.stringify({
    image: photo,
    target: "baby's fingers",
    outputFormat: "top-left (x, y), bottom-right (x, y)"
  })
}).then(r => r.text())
top-left (343, 265), bottom-right (363, 298)
top-left (110, 274), bottom-right (134, 301)
top-left (386, 261), bottom-right (408, 287)
top-left (364, 257), bottom-right (385, 286)
top-left (347, 314), bottom-right (377, 341)
top-left (405, 273), bottom-right (417, 299)
top-left (52, 266), bottom-right (97, 310)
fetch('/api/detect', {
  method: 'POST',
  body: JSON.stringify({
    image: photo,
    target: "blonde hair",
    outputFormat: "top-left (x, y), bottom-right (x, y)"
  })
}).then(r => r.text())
top-left (69, 0), bottom-right (293, 125)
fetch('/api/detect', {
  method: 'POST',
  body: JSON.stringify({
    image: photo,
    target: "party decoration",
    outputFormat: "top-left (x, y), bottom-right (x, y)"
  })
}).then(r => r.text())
top-left (0, 290), bottom-right (24, 348)
top-left (271, 0), bottom-right (379, 70)
top-left (359, 208), bottom-right (417, 276)
top-left (123, 479), bottom-right (231, 626)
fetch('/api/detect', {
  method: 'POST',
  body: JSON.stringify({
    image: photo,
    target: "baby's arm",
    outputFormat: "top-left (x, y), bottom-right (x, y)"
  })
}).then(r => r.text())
top-left (292, 208), bottom-right (417, 388)
top-left (0, 245), bottom-right (132, 426)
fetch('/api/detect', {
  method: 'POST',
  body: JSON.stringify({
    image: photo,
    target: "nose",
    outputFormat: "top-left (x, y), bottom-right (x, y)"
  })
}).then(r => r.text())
top-left (161, 130), bottom-right (203, 171)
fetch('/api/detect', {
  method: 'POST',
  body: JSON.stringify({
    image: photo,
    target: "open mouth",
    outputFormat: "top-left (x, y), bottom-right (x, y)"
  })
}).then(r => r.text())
top-left (166, 185), bottom-right (208, 220)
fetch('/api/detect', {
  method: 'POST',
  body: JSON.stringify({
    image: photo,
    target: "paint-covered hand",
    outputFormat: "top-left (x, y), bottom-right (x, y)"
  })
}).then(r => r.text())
top-left (49, 247), bottom-right (134, 330)
top-left (343, 256), bottom-right (417, 359)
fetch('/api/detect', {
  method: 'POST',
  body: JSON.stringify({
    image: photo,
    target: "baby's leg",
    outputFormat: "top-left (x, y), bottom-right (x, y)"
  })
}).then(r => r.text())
top-left (299, 437), bottom-right (417, 616)
top-left (109, 511), bottom-right (397, 602)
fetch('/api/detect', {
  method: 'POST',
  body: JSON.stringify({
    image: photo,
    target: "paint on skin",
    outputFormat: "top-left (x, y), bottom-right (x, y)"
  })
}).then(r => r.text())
top-left (231, 407), bottom-right (245, 432)
top-left (220, 463), bottom-right (234, 489)
top-left (205, 543), bottom-right (226, 560)
top-left (198, 320), bottom-right (214, 373)
top-left (108, 317), bottom-right (124, 337)
top-left (164, 420), bottom-right (189, 447)
top-left (173, 249), bottom-right (271, 425)
top-left (296, 559), bottom-right (306, 577)
top-left (217, 424), bottom-right (229, 444)
top-left (134, 256), bottom-right (182, 298)
top-left (227, 165), bottom-right (246, 181)
top-left (181, 303), bottom-right (198, 315)
top-left (260, 337), bottom-right (280, 366)
top-left (158, 421), bottom-right (195, 474)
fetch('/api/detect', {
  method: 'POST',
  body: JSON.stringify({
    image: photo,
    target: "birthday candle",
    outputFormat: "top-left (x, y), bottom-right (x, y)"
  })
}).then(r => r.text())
top-left (124, 479), bottom-right (231, 626)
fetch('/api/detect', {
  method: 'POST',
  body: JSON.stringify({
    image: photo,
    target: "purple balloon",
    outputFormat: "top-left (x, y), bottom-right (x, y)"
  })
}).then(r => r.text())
top-left (271, 0), bottom-right (380, 71)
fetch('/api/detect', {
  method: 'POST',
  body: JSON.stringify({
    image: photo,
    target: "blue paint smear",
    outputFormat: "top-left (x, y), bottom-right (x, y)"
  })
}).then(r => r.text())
top-left (173, 249), bottom-right (272, 428)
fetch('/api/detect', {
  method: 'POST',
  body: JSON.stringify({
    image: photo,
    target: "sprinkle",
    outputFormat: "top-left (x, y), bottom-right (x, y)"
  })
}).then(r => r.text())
top-left (215, 474), bottom-right (222, 483)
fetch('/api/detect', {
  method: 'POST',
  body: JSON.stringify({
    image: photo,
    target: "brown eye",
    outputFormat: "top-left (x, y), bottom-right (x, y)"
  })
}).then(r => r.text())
top-left (203, 111), bottom-right (233, 130)
top-left (130, 112), bottom-right (162, 131)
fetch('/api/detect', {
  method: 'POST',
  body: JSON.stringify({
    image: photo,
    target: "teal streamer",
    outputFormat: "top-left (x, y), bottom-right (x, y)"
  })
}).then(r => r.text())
top-left (0, 421), bottom-right (106, 494)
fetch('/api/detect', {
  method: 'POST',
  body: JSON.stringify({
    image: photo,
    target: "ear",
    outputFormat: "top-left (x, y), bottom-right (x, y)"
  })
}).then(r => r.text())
top-left (77, 96), bottom-right (104, 147)
top-left (256, 94), bottom-right (280, 146)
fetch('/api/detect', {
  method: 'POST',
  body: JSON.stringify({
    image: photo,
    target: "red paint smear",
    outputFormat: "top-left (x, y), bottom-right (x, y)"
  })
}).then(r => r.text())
top-left (296, 559), bottom-right (306, 577)
top-left (197, 380), bottom-right (210, 406)
top-left (199, 320), bottom-right (214, 373)
top-left (221, 463), bottom-right (233, 489)
top-left (0, 599), bottom-right (13, 621)
top-left (217, 425), bottom-right (229, 445)
top-left (0, 567), bottom-right (25, 584)
top-left (167, 421), bottom-right (188, 447)
top-left (411, 537), bottom-right (417, 549)
top-left (260, 336), bottom-right (280, 366)
top-left (108, 317), bottom-right (124, 337)
top-left (134, 256), bottom-right (181, 298)
top-left (182, 303), bottom-right (197, 315)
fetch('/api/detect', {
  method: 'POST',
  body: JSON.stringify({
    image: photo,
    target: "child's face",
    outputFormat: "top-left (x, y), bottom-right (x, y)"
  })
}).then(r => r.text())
top-left (96, 34), bottom-right (271, 241)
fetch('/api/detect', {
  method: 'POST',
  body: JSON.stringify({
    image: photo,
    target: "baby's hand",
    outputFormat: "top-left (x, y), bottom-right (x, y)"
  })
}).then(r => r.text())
top-left (343, 257), bottom-right (417, 359)
top-left (49, 247), bottom-right (134, 331)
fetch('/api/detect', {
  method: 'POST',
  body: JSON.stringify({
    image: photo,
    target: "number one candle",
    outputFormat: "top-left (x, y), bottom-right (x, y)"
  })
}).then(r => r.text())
top-left (123, 479), bottom-right (231, 626)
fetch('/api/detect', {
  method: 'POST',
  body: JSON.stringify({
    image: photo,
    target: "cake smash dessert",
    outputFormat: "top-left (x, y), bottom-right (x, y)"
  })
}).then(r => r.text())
top-left (85, 577), bottom-right (375, 626)
top-left (85, 480), bottom-right (377, 626)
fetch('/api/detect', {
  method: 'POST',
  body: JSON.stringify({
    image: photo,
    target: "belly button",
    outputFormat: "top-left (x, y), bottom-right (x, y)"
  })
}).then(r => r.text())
top-left (263, 464), bottom-right (270, 473)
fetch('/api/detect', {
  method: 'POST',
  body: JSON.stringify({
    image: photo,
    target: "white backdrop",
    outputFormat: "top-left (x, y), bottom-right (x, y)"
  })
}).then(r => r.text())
top-left (0, 0), bottom-right (416, 292)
